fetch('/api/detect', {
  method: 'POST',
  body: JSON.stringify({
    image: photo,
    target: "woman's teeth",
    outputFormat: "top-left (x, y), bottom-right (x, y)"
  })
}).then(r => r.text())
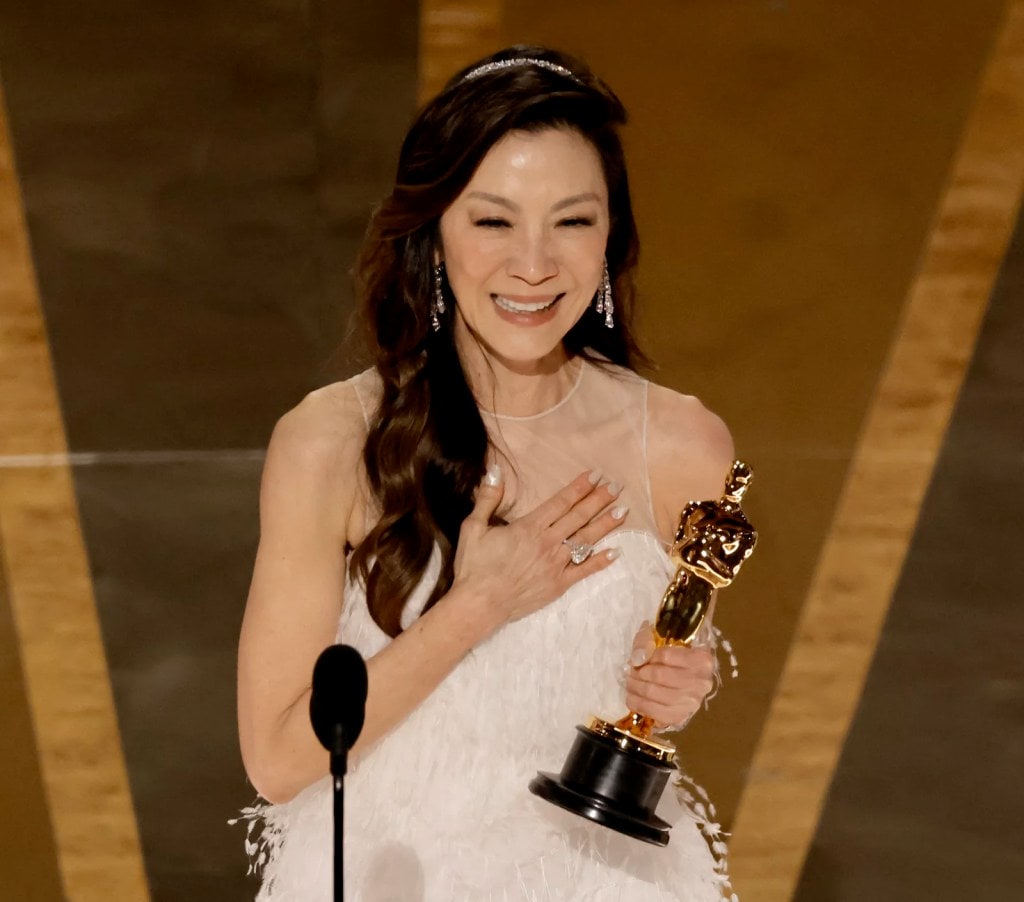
top-left (493, 295), bottom-right (558, 314)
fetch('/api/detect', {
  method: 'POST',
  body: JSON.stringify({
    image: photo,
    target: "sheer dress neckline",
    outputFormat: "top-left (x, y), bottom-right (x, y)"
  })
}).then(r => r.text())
top-left (478, 357), bottom-right (586, 421)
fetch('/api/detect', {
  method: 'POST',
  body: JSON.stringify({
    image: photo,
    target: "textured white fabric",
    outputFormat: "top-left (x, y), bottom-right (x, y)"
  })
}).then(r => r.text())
top-left (240, 361), bottom-right (734, 901)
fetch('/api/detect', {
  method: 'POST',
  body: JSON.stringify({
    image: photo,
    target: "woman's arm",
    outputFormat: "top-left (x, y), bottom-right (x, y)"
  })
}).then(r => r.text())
top-left (238, 383), bottom-right (624, 804)
top-left (622, 383), bottom-right (736, 727)
top-left (237, 385), bottom-right (364, 803)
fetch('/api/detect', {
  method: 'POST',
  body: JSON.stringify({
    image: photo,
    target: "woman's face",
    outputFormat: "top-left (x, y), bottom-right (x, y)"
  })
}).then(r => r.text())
top-left (438, 127), bottom-right (610, 372)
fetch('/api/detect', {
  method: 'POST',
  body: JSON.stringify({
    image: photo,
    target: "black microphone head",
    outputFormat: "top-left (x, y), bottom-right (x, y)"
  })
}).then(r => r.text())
top-left (309, 644), bottom-right (368, 752)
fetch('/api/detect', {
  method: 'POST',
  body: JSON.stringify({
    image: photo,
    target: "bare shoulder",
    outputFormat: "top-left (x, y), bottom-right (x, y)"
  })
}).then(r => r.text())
top-left (270, 376), bottom-right (370, 466)
top-left (261, 372), bottom-right (377, 539)
top-left (646, 382), bottom-right (736, 537)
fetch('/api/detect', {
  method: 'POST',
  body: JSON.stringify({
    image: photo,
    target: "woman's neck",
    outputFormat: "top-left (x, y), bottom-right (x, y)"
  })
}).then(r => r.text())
top-left (456, 335), bottom-right (580, 418)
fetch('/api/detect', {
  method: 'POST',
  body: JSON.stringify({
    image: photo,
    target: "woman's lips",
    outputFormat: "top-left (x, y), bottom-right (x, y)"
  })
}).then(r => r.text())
top-left (491, 293), bottom-right (561, 314)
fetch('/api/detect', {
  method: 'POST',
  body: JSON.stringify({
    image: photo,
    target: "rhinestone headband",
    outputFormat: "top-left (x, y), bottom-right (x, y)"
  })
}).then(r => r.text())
top-left (460, 57), bottom-right (581, 84)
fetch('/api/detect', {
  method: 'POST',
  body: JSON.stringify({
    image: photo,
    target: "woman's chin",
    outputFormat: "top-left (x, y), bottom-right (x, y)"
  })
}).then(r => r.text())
top-left (455, 314), bottom-right (580, 373)
top-left (464, 307), bottom-right (593, 368)
top-left (476, 335), bottom-right (573, 373)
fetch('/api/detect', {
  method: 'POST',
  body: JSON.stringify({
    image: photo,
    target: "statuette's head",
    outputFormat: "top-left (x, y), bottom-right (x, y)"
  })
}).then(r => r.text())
top-left (672, 461), bottom-right (757, 588)
top-left (723, 460), bottom-right (753, 505)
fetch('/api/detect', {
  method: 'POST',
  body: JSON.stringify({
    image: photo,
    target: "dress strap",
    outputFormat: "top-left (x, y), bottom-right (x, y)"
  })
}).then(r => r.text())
top-left (344, 368), bottom-right (383, 539)
top-left (638, 377), bottom-right (659, 536)
top-left (348, 367), bottom-right (382, 430)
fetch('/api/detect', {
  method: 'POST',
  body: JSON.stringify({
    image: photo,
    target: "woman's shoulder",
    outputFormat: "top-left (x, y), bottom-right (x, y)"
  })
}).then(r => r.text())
top-left (266, 370), bottom-right (377, 486)
top-left (646, 381), bottom-right (731, 441)
top-left (257, 371), bottom-right (379, 542)
top-left (645, 381), bottom-right (736, 527)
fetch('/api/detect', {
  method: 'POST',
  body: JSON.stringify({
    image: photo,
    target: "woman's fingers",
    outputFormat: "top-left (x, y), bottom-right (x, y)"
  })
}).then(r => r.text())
top-left (625, 645), bottom-right (716, 725)
top-left (456, 467), bottom-right (624, 625)
top-left (527, 470), bottom-right (606, 530)
top-left (518, 471), bottom-right (626, 566)
top-left (465, 464), bottom-right (505, 527)
top-left (627, 673), bottom-right (711, 707)
top-left (625, 677), bottom-right (707, 724)
top-left (638, 646), bottom-right (716, 682)
top-left (559, 543), bottom-right (619, 589)
top-left (624, 695), bottom-right (700, 727)
top-left (568, 499), bottom-right (629, 549)
top-left (548, 478), bottom-right (623, 543)
top-left (628, 622), bottom-right (654, 667)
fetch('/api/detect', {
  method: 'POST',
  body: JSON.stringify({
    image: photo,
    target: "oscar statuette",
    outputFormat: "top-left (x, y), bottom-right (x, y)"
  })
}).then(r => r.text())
top-left (529, 460), bottom-right (758, 846)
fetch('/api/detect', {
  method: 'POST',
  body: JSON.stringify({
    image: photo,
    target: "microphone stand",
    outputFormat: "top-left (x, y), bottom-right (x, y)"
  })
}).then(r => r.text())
top-left (310, 643), bottom-right (366, 902)
top-left (331, 722), bottom-right (347, 902)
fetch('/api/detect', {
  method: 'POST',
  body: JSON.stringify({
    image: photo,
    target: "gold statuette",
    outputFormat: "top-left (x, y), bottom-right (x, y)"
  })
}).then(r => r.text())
top-left (529, 460), bottom-right (758, 846)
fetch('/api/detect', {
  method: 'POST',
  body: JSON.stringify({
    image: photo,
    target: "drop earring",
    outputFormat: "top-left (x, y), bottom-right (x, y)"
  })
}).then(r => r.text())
top-left (594, 259), bottom-right (614, 329)
top-left (431, 263), bottom-right (446, 332)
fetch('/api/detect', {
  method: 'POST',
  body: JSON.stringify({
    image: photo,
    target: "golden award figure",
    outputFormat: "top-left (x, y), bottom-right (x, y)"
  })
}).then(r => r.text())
top-left (529, 460), bottom-right (758, 846)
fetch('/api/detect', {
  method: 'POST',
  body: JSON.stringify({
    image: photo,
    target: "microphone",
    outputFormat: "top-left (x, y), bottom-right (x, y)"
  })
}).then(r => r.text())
top-left (310, 645), bottom-right (367, 900)
top-left (310, 644), bottom-right (368, 770)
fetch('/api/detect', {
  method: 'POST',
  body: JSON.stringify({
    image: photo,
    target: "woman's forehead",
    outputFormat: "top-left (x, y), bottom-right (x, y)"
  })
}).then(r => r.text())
top-left (460, 128), bottom-right (607, 203)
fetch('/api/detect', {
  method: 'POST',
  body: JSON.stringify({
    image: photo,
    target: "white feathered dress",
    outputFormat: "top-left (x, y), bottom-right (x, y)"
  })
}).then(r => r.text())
top-left (237, 362), bottom-right (736, 901)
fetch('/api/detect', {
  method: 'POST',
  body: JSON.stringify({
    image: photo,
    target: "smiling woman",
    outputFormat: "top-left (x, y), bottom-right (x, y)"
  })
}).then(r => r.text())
top-left (236, 45), bottom-right (738, 901)
top-left (440, 129), bottom-right (610, 392)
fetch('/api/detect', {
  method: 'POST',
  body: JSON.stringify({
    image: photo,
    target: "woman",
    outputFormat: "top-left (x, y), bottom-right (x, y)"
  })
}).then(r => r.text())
top-left (237, 46), bottom-right (738, 900)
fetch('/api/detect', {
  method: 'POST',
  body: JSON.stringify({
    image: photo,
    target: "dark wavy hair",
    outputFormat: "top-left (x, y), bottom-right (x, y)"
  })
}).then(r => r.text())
top-left (350, 46), bottom-right (648, 637)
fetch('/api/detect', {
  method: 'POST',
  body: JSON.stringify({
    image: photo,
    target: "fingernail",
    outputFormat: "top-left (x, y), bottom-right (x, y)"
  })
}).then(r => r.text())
top-left (605, 548), bottom-right (620, 562)
top-left (611, 505), bottom-right (628, 521)
top-left (629, 647), bottom-right (650, 667)
top-left (588, 469), bottom-right (603, 485)
top-left (484, 464), bottom-right (502, 486)
top-left (606, 481), bottom-right (623, 495)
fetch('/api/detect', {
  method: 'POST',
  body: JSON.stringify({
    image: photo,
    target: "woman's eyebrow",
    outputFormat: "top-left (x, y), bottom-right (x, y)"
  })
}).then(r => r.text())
top-left (552, 192), bottom-right (602, 211)
top-left (466, 191), bottom-right (517, 210)
top-left (465, 191), bottom-right (603, 212)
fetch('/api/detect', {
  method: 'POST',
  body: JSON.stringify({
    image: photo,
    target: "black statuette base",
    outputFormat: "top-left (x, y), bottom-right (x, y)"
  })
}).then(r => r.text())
top-left (529, 725), bottom-right (674, 846)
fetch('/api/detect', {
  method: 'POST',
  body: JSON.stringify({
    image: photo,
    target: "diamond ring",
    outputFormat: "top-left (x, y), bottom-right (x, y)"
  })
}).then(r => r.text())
top-left (564, 539), bottom-right (593, 566)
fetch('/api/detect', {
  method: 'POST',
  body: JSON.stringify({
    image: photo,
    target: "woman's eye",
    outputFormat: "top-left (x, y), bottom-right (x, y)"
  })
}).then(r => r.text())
top-left (559, 216), bottom-right (594, 228)
top-left (474, 217), bottom-right (511, 229)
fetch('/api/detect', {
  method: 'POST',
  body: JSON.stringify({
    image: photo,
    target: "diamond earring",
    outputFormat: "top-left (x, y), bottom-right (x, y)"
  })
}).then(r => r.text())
top-left (431, 263), bottom-right (446, 332)
top-left (594, 259), bottom-right (614, 329)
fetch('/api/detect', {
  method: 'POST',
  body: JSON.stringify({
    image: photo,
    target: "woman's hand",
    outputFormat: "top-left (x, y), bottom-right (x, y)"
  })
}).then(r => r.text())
top-left (624, 624), bottom-right (716, 729)
top-left (452, 466), bottom-right (625, 630)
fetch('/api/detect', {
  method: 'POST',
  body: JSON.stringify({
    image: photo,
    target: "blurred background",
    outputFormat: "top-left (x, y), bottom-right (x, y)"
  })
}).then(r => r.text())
top-left (1, 1), bottom-right (1022, 899)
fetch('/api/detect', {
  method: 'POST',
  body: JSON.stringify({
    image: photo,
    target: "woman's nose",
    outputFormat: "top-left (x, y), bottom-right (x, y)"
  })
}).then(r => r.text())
top-left (507, 232), bottom-right (558, 284)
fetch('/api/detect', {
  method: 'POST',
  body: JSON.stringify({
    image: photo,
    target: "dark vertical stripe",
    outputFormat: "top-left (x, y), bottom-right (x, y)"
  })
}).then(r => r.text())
top-left (74, 459), bottom-right (263, 899)
top-left (797, 207), bottom-right (1024, 897)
